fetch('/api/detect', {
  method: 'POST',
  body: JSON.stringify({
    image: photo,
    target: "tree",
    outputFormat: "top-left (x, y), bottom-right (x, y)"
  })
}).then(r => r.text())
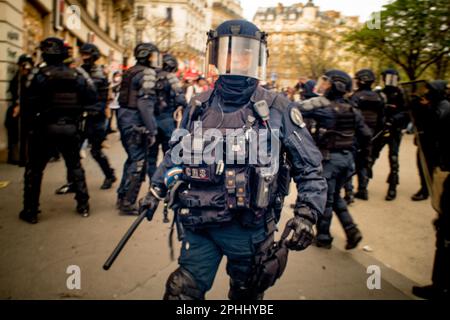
top-left (345, 0), bottom-right (450, 80)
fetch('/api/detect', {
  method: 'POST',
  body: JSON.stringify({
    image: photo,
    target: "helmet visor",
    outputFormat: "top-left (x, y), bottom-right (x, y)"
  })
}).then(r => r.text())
top-left (384, 74), bottom-right (399, 87)
top-left (149, 51), bottom-right (162, 68)
top-left (206, 36), bottom-right (267, 80)
top-left (314, 75), bottom-right (332, 96)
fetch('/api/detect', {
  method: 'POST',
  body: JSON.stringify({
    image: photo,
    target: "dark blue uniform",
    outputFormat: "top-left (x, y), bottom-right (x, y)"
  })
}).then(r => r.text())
top-left (82, 64), bottom-right (115, 183)
top-left (21, 62), bottom-right (97, 222)
top-left (147, 70), bottom-right (187, 179)
top-left (117, 65), bottom-right (158, 212)
top-left (299, 95), bottom-right (371, 248)
top-left (150, 86), bottom-right (327, 298)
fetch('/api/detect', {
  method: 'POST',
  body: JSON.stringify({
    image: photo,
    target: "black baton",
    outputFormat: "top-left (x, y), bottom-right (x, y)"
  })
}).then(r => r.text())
top-left (103, 210), bottom-right (147, 270)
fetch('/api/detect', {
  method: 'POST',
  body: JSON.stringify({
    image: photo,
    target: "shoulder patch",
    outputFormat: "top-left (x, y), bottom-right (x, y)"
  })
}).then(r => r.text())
top-left (290, 107), bottom-right (306, 128)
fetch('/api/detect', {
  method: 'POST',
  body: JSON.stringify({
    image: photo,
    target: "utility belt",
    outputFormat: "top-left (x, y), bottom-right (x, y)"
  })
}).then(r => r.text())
top-left (180, 164), bottom-right (276, 212)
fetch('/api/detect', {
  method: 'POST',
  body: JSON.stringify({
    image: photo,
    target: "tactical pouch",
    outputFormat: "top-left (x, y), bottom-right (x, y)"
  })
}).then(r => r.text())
top-left (183, 163), bottom-right (222, 184)
top-left (251, 226), bottom-right (289, 293)
top-left (178, 185), bottom-right (226, 210)
top-left (225, 166), bottom-right (252, 209)
top-left (277, 161), bottom-right (291, 197)
top-left (253, 167), bottom-right (275, 209)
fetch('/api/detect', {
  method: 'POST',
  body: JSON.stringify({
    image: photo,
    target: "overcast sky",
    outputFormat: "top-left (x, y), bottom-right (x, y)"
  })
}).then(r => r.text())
top-left (242, 0), bottom-right (392, 22)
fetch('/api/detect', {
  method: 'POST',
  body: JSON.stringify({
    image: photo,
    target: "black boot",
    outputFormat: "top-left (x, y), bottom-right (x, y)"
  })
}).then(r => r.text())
top-left (412, 285), bottom-right (450, 300)
top-left (101, 175), bottom-right (117, 190)
top-left (118, 200), bottom-right (139, 216)
top-left (77, 202), bottom-right (90, 217)
top-left (385, 185), bottom-right (397, 201)
top-left (55, 183), bottom-right (75, 195)
top-left (19, 210), bottom-right (38, 224)
top-left (344, 191), bottom-right (355, 205)
top-left (411, 189), bottom-right (429, 201)
top-left (345, 227), bottom-right (363, 250)
top-left (354, 189), bottom-right (368, 200)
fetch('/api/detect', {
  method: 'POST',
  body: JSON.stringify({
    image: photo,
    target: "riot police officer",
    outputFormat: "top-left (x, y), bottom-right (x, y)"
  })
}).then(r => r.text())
top-left (56, 43), bottom-right (116, 194)
top-left (408, 80), bottom-right (450, 299)
top-left (139, 20), bottom-right (327, 300)
top-left (350, 69), bottom-right (385, 200)
top-left (147, 53), bottom-right (188, 180)
top-left (116, 43), bottom-right (160, 215)
top-left (370, 69), bottom-right (408, 200)
top-left (19, 37), bottom-right (97, 224)
top-left (299, 70), bottom-right (371, 249)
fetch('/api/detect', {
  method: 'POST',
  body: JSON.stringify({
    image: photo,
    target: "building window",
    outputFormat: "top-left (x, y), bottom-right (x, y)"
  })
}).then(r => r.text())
top-left (166, 7), bottom-right (173, 22)
top-left (137, 6), bottom-right (144, 20)
top-left (136, 30), bottom-right (143, 43)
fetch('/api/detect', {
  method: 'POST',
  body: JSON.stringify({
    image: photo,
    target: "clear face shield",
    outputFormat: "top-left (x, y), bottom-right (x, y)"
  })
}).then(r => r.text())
top-left (314, 75), bottom-right (332, 96)
top-left (205, 35), bottom-right (267, 80)
top-left (384, 74), bottom-right (399, 87)
top-left (149, 51), bottom-right (162, 69)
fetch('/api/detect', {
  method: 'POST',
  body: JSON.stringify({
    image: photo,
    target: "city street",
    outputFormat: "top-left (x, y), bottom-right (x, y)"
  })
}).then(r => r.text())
top-left (0, 133), bottom-right (436, 300)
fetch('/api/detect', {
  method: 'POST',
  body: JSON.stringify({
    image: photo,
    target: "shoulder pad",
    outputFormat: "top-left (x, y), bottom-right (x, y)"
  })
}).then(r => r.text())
top-left (298, 96), bottom-right (331, 111)
top-left (76, 67), bottom-right (95, 87)
top-left (91, 65), bottom-right (106, 79)
top-left (139, 67), bottom-right (157, 93)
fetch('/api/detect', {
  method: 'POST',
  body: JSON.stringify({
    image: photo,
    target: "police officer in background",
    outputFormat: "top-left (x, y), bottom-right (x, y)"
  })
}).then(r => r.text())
top-left (139, 20), bottom-right (327, 300)
top-left (147, 53), bottom-right (187, 179)
top-left (408, 80), bottom-right (450, 299)
top-left (19, 38), bottom-right (97, 224)
top-left (55, 43), bottom-right (116, 194)
top-left (350, 69), bottom-right (385, 200)
top-left (299, 70), bottom-right (371, 249)
top-left (116, 43), bottom-right (160, 215)
top-left (368, 69), bottom-right (408, 200)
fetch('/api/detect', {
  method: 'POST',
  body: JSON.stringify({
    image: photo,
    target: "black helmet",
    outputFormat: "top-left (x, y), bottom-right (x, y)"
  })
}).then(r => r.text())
top-left (355, 69), bottom-right (375, 87)
top-left (206, 19), bottom-right (268, 80)
top-left (80, 43), bottom-right (100, 62)
top-left (163, 53), bottom-right (178, 72)
top-left (134, 42), bottom-right (161, 68)
top-left (381, 69), bottom-right (400, 87)
top-left (40, 37), bottom-right (66, 63)
top-left (17, 54), bottom-right (33, 66)
top-left (323, 69), bottom-right (353, 95)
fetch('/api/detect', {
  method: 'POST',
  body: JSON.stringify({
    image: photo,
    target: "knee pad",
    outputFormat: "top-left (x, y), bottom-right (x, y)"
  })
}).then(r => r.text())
top-left (163, 268), bottom-right (205, 300)
top-left (228, 279), bottom-right (264, 300)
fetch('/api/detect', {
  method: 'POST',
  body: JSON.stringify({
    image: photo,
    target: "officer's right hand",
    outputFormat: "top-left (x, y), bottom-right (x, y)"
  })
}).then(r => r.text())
top-left (283, 215), bottom-right (314, 251)
top-left (138, 192), bottom-right (160, 221)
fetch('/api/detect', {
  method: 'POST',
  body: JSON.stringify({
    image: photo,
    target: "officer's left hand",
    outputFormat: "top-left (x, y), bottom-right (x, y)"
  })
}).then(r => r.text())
top-left (283, 216), bottom-right (314, 251)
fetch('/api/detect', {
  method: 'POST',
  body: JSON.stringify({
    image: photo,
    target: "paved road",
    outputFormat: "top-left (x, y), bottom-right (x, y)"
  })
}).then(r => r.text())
top-left (0, 133), bottom-right (435, 299)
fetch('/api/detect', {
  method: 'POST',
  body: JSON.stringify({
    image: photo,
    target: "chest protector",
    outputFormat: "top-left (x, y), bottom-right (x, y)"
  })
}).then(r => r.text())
top-left (43, 66), bottom-right (81, 112)
top-left (316, 101), bottom-right (356, 152)
top-left (155, 71), bottom-right (172, 115)
top-left (353, 90), bottom-right (383, 130)
top-left (119, 65), bottom-right (146, 108)
top-left (90, 66), bottom-right (109, 104)
top-left (177, 95), bottom-right (276, 226)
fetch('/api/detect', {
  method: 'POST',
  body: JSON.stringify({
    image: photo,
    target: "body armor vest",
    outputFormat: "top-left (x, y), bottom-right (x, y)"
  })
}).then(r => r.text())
top-left (155, 71), bottom-right (174, 115)
top-left (316, 101), bottom-right (356, 152)
top-left (353, 90), bottom-right (383, 130)
top-left (119, 65), bottom-right (146, 109)
top-left (89, 65), bottom-right (109, 106)
top-left (177, 95), bottom-right (277, 226)
top-left (43, 66), bottom-right (82, 113)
